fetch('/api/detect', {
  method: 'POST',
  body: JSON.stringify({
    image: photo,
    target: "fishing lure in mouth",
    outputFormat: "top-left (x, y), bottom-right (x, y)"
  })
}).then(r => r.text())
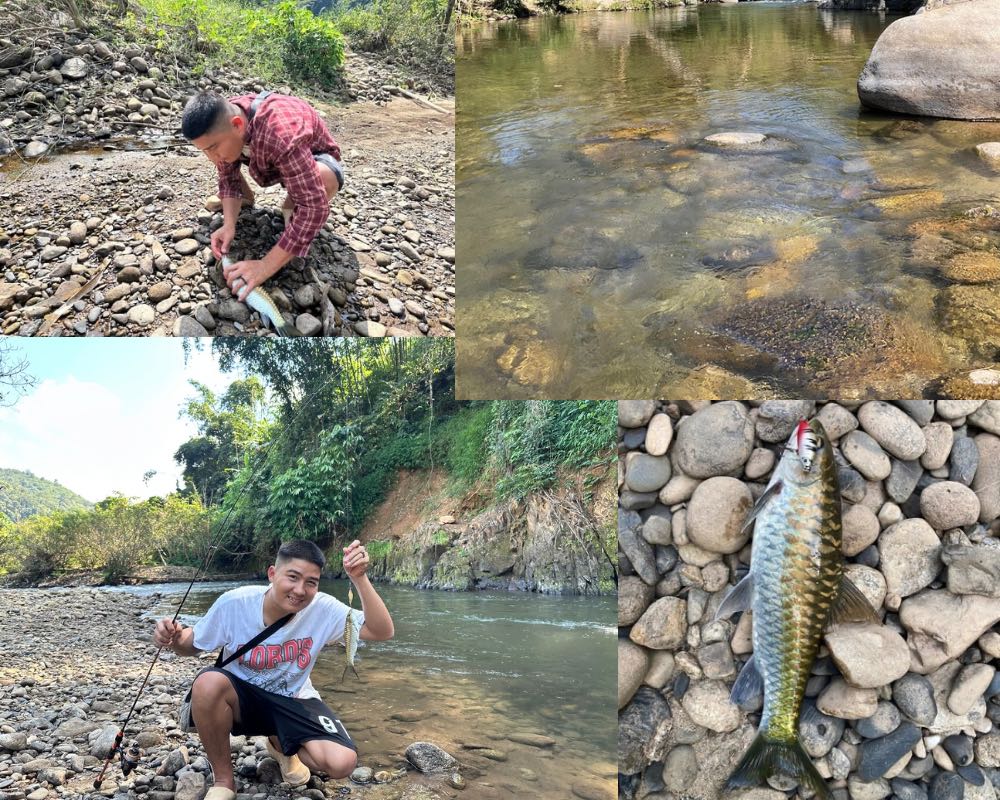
top-left (795, 419), bottom-right (820, 472)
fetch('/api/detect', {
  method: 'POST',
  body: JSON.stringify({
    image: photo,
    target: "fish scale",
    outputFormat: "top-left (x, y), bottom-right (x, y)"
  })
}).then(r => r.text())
top-left (718, 419), bottom-right (879, 800)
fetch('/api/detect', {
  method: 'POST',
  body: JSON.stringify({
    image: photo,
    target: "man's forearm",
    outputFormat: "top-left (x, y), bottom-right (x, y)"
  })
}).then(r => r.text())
top-left (352, 574), bottom-right (394, 640)
top-left (221, 196), bottom-right (242, 230)
top-left (263, 242), bottom-right (294, 274)
top-left (171, 627), bottom-right (201, 657)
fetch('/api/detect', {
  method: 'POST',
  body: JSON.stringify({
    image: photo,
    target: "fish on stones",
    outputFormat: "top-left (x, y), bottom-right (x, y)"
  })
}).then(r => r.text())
top-left (715, 419), bottom-right (880, 800)
top-left (222, 256), bottom-right (302, 337)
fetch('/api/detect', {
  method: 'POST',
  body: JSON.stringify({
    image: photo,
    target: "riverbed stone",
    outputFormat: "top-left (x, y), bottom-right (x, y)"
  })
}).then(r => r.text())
top-left (920, 481), bottom-right (981, 529)
top-left (938, 401), bottom-right (985, 419)
top-left (645, 413), bottom-right (673, 456)
top-left (799, 701), bottom-right (844, 758)
top-left (619, 687), bottom-right (671, 775)
top-left (662, 745), bottom-right (698, 793)
top-left (857, 0), bottom-right (1000, 121)
top-left (970, 402), bottom-right (1000, 435)
top-left (619, 640), bottom-right (649, 710)
top-left (856, 702), bottom-right (901, 739)
top-left (948, 663), bottom-right (996, 716)
top-left (950, 437), bottom-right (979, 485)
top-left (842, 430), bottom-right (892, 481)
top-left (825, 623), bottom-right (910, 689)
top-left (893, 673), bottom-right (938, 726)
top-left (630, 597), bottom-right (687, 650)
top-left (942, 544), bottom-right (1000, 598)
top-left (976, 142), bottom-right (1000, 171)
top-left (685, 477), bottom-right (752, 555)
top-left (680, 680), bottom-right (740, 732)
top-left (620, 576), bottom-right (654, 625)
top-left (921, 423), bottom-right (954, 470)
top-left (858, 401), bottom-right (926, 460)
top-left (973, 434), bottom-right (1000, 522)
top-left (704, 132), bottom-right (766, 146)
top-left (886, 458), bottom-right (923, 504)
top-left (619, 401), bottom-right (655, 428)
top-left (673, 402), bottom-right (755, 479)
top-left (928, 770), bottom-right (964, 800)
top-left (856, 722), bottom-right (922, 780)
top-left (900, 590), bottom-right (1000, 673)
top-left (878, 518), bottom-right (941, 598)
top-left (405, 742), bottom-right (457, 772)
top-left (754, 400), bottom-right (814, 442)
top-left (818, 678), bottom-right (879, 719)
top-left (625, 453), bottom-right (672, 493)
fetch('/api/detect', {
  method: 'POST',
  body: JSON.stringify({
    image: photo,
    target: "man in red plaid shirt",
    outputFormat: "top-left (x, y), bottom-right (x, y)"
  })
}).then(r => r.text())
top-left (181, 91), bottom-right (345, 301)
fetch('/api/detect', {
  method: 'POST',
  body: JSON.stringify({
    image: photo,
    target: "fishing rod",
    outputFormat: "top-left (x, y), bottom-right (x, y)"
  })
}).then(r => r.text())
top-left (93, 366), bottom-right (344, 790)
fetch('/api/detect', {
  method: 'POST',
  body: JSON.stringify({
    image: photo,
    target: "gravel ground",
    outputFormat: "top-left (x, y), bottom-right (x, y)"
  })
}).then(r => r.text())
top-left (619, 400), bottom-right (1000, 800)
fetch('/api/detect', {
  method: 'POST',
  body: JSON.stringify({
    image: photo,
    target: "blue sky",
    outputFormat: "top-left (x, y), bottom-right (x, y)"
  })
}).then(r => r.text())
top-left (0, 340), bottom-right (240, 502)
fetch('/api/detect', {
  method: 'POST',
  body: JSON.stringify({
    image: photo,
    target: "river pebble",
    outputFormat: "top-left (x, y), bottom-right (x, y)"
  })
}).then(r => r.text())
top-left (619, 400), bottom-right (1000, 800)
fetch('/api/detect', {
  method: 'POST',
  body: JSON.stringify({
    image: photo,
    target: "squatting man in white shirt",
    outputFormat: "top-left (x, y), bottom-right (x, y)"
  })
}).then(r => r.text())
top-left (154, 539), bottom-right (394, 800)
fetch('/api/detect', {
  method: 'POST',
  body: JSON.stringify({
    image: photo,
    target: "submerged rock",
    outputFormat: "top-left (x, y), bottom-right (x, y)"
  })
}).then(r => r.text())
top-left (857, 0), bottom-right (1000, 121)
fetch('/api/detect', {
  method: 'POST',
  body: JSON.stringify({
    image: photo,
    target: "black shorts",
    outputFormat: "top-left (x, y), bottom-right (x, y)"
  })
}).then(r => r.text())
top-left (199, 667), bottom-right (356, 756)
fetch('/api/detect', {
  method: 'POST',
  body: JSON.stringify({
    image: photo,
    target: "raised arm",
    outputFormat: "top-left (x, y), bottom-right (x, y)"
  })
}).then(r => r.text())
top-left (343, 540), bottom-right (394, 641)
top-left (153, 618), bottom-right (202, 656)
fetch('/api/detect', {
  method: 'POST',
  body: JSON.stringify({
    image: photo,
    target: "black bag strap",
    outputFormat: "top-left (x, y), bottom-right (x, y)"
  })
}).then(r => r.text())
top-left (248, 90), bottom-right (273, 122)
top-left (213, 611), bottom-right (294, 669)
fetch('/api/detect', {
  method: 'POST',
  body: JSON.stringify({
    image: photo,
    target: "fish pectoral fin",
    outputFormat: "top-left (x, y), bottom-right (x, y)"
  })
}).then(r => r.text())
top-left (726, 734), bottom-right (832, 800)
top-left (714, 573), bottom-right (754, 621)
top-left (729, 654), bottom-right (763, 710)
top-left (741, 480), bottom-right (783, 535)
top-left (828, 574), bottom-right (880, 626)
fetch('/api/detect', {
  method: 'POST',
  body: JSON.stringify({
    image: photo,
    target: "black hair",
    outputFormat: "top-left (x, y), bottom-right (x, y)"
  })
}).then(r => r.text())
top-left (181, 91), bottom-right (229, 140)
top-left (276, 539), bottom-right (326, 570)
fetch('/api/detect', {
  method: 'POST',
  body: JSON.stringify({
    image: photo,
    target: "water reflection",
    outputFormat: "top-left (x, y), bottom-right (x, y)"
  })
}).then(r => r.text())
top-left (457, 4), bottom-right (1000, 398)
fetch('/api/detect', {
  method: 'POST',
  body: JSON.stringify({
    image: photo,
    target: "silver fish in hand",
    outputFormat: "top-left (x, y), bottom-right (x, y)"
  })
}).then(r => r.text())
top-left (221, 256), bottom-right (302, 337)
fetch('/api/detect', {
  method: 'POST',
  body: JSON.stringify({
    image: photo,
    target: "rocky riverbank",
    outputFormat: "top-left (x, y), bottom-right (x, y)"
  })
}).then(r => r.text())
top-left (619, 400), bottom-right (1000, 800)
top-left (0, 588), bottom-right (590, 800)
top-left (0, 3), bottom-right (455, 337)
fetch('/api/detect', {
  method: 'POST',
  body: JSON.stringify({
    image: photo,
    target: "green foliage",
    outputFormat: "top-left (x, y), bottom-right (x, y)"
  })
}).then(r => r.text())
top-left (247, 0), bottom-right (345, 84)
top-left (330, 0), bottom-right (453, 77)
top-left (0, 468), bottom-right (92, 523)
top-left (1, 495), bottom-right (212, 582)
top-left (439, 403), bottom-right (492, 489)
top-left (431, 529), bottom-right (449, 546)
top-left (365, 539), bottom-right (394, 560)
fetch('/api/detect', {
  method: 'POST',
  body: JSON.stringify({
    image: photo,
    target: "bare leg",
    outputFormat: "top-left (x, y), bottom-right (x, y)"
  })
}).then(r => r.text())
top-left (191, 671), bottom-right (242, 791)
top-left (281, 162), bottom-right (339, 227)
top-left (238, 172), bottom-right (255, 207)
top-left (296, 739), bottom-right (358, 779)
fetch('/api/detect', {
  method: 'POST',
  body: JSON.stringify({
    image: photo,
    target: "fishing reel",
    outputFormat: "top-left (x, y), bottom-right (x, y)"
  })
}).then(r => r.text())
top-left (120, 741), bottom-right (143, 777)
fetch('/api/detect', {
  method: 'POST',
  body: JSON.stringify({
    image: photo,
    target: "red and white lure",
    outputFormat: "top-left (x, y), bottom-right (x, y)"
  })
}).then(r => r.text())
top-left (795, 420), bottom-right (820, 473)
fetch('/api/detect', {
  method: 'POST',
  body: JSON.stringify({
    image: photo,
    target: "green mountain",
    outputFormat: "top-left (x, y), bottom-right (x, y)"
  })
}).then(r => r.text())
top-left (0, 468), bottom-right (92, 522)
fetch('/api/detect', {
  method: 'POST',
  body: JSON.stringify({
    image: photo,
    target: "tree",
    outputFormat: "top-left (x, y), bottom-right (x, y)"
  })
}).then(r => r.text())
top-left (0, 341), bottom-right (36, 406)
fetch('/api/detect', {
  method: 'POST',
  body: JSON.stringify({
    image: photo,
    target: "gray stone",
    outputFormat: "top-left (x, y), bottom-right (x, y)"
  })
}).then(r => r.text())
top-left (405, 742), bottom-right (457, 772)
top-left (620, 513), bottom-right (657, 585)
top-left (921, 422), bottom-right (954, 470)
top-left (630, 597), bottom-right (687, 650)
top-left (855, 702), bottom-right (902, 739)
top-left (900, 590), bottom-right (1000, 673)
top-left (755, 400), bottom-right (815, 442)
top-left (886, 458), bottom-right (923, 504)
top-left (618, 687), bottom-right (671, 775)
top-left (893, 673), bottom-right (938, 726)
top-left (147, 281), bottom-right (172, 303)
top-left (897, 401), bottom-right (935, 427)
top-left (843, 503), bottom-right (881, 557)
top-left (24, 141), bottom-right (49, 158)
top-left (619, 576), bottom-right (654, 626)
top-left (680, 680), bottom-right (741, 732)
top-left (625, 453), bottom-right (672, 493)
top-left (685, 477), bottom-right (752, 555)
top-left (816, 403), bottom-right (859, 441)
top-left (949, 437), bottom-right (979, 486)
top-left (938, 401), bottom-right (984, 419)
top-left (662, 745), bottom-right (698, 793)
top-left (817, 678), bottom-right (878, 719)
top-left (942, 544), bottom-right (1000, 597)
top-left (920, 481), bottom-right (981, 529)
top-left (970, 401), bottom-right (1000, 436)
top-left (928, 771), bottom-right (964, 800)
top-left (645, 413), bottom-right (673, 456)
top-left (295, 313), bottom-right (322, 336)
top-left (824, 623), bottom-right (910, 689)
top-left (619, 640), bottom-right (649, 710)
top-left (354, 320), bottom-right (387, 337)
top-left (619, 401), bottom-right (656, 428)
top-left (976, 142), bottom-right (1000, 171)
top-left (705, 131), bottom-right (767, 146)
top-left (856, 722), bottom-right (921, 780)
top-left (948, 663), bottom-right (996, 716)
top-left (674, 402), bottom-right (755, 479)
top-left (858, 1), bottom-right (1000, 121)
top-left (173, 316), bottom-right (210, 337)
top-left (173, 238), bottom-right (200, 256)
top-left (842, 430), bottom-right (891, 480)
top-left (173, 771), bottom-right (204, 800)
top-left (642, 507), bottom-right (672, 545)
top-left (858, 401), bottom-right (926, 460)
top-left (799, 700), bottom-right (845, 758)
top-left (878, 518), bottom-right (941, 598)
top-left (0, 733), bottom-right (28, 751)
top-left (973, 434), bottom-right (1000, 523)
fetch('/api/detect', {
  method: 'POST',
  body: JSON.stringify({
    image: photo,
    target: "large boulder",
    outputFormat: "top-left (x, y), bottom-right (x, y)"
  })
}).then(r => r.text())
top-left (857, 0), bottom-right (1000, 121)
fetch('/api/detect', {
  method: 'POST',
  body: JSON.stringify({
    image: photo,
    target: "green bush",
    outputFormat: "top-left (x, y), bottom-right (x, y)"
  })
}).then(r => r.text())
top-left (248, 0), bottom-right (345, 84)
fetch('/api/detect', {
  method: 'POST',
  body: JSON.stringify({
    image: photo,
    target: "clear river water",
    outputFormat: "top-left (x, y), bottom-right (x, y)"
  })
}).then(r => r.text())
top-left (456, 3), bottom-right (1000, 399)
top-left (113, 579), bottom-right (616, 798)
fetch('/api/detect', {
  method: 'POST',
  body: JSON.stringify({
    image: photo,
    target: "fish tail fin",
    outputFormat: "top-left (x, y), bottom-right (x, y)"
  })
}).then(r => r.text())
top-left (278, 321), bottom-right (303, 337)
top-left (726, 733), bottom-right (832, 800)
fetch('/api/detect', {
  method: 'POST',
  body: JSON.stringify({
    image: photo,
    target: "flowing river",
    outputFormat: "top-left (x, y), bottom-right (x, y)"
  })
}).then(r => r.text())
top-left (113, 580), bottom-right (616, 798)
top-left (456, 4), bottom-right (1000, 399)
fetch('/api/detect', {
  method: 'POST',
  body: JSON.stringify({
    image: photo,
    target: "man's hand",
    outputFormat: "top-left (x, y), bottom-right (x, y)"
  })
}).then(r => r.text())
top-left (223, 258), bottom-right (278, 302)
top-left (343, 539), bottom-right (371, 580)
top-left (211, 224), bottom-right (236, 260)
top-left (154, 618), bottom-right (183, 649)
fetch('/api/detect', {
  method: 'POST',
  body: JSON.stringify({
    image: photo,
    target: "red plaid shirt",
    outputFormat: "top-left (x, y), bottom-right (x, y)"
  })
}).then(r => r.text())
top-left (217, 93), bottom-right (341, 257)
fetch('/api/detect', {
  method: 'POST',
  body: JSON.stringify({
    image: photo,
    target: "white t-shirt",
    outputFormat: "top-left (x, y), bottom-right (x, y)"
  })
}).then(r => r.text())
top-left (192, 585), bottom-right (364, 699)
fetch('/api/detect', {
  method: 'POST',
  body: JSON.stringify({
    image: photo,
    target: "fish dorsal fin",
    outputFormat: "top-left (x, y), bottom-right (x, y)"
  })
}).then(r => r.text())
top-left (829, 574), bottom-right (880, 626)
top-left (715, 573), bottom-right (754, 621)
top-left (741, 480), bottom-right (783, 535)
top-left (730, 654), bottom-right (764, 710)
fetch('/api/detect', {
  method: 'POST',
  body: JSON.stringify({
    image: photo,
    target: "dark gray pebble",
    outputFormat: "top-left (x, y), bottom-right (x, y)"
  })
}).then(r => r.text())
top-left (839, 467), bottom-right (867, 503)
top-left (655, 545), bottom-right (678, 574)
top-left (949, 437), bottom-right (979, 486)
top-left (856, 722), bottom-right (921, 781)
top-left (891, 778), bottom-right (929, 800)
top-left (623, 427), bottom-right (646, 450)
top-left (986, 672), bottom-right (1000, 699)
top-left (886, 458), bottom-right (923, 503)
top-left (893, 673), bottom-right (937, 726)
top-left (943, 734), bottom-right (973, 767)
top-left (905, 754), bottom-right (936, 780)
top-left (672, 673), bottom-right (690, 699)
top-left (896, 401), bottom-right (935, 426)
top-left (958, 764), bottom-right (985, 787)
top-left (799, 701), bottom-right (845, 758)
top-left (855, 544), bottom-right (881, 569)
top-left (855, 701), bottom-right (901, 739)
top-left (929, 771), bottom-right (964, 800)
top-left (619, 687), bottom-right (672, 775)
